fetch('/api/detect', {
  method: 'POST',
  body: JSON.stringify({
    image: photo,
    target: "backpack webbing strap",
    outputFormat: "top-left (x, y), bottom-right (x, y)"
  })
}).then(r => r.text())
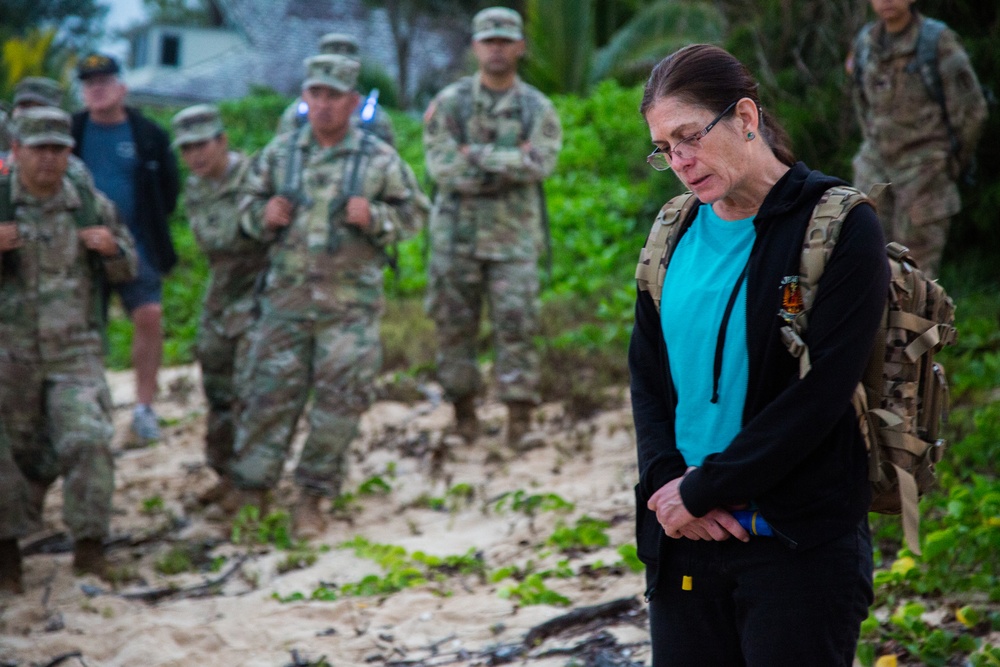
top-left (893, 462), bottom-right (923, 555)
top-left (783, 185), bottom-right (873, 378)
top-left (0, 175), bottom-right (14, 282)
top-left (635, 192), bottom-right (700, 312)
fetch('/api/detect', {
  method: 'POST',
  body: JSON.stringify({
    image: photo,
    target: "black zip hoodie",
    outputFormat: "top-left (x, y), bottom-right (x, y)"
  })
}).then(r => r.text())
top-left (630, 163), bottom-right (889, 580)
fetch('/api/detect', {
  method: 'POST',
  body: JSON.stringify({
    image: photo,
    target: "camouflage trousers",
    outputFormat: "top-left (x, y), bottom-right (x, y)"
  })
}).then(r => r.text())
top-left (0, 351), bottom-right (115, 540)
top-left (229, 309), bottom-right (381, 496)
top-left (853, 155), bottom-right (956, 279)
top-left (196, 317), bottom-right (252, 477)
top-left (426, 254), bottom-right (540, 404)
top-left (874, 189), bottom-right (950, 279)
top-left (0, 425), bottom-right (30, 540)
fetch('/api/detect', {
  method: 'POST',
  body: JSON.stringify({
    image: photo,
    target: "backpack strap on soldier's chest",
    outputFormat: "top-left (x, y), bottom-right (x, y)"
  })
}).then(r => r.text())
top-left (635, 192), bottom-right (700, 312)
top-left (0, 172), bottom-right (11, 222)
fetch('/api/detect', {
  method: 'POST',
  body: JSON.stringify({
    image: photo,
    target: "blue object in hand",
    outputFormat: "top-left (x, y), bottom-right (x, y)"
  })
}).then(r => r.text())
top-left (732, 510), bottom-right (773, 536)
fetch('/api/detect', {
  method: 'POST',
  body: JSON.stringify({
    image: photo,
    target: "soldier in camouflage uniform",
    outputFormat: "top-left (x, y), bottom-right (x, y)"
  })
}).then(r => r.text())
top-left (1, 78), bottom-right (94, 189)
top-left (171, 105), bottom-right (268, 503)
top-left (228, 55), bottom-right (427, 537)
top-left (2, 78), bottom-right (65, 154)
top-left (0, 107), bottom-right (138, 588)
top-left (850, 0), bottom-right (987, 277)
top-left (276, 33), bottom-right (396, 147)
top-left (423, 7), bottom-right (562, 447)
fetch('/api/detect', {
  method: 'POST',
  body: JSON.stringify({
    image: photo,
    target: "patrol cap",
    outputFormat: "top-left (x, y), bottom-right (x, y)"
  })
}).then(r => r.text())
top-left (14, 106), bottom-right (75, 147)
top-left (318, 32), bottom-right (360, 57)
top-left (472, 7), bottom-right (523, 41)
top-left (77, 53), bottom-right (121, 80)
top-left (171, 104), bottom-right (224, 148)
top-left (13, 77), bottom-right (63, 108)
top-left (302, 54), bottom-right (360, 93)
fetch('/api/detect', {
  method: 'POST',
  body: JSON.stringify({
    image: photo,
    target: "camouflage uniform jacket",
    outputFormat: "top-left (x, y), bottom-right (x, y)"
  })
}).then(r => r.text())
top-left (240, 125), bottom-right (428, 320)
top-left (186, 151), bottom-right (268, 338)
top-left (852, 13), bottom-right (987, 222)
top-left (0, 110), bottom-right (11, 153)
top-left (424, 75), bottom-right (562, 262)
top-left (276, 98), bottom-right (397, 147)
top-left (0, 170), bottom-right (138, 361)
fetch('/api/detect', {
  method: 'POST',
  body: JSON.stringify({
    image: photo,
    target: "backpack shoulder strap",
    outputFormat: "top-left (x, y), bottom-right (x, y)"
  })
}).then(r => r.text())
top-left (67, 174), bottom-right (99, 229)
top-left (635, 192), bottom-right (700, 313)
top-left (782, 184), bottom-right (876, 377)
top-left (279, 124), bottom-right (310, 202)
top-left (913, 17), bottom-right (960, 155)
top-left (453, 77), bottom-right (476, 145)
top-left (915, 17), bottom-right (947, 107)
top-left (853, 22), bottom-right (875, 91)
top-left (0, 172), bottom-right (11, 222)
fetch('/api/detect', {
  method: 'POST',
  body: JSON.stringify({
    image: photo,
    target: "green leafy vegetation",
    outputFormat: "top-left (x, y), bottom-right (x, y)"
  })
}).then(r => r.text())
top-left (230, 506), bottom-right (293, 550)
top-left (493, 489), bottom-right (575, 516)
top-left (274, 536), bottom-right (486, 603)
top-left (547, 516), bottom-right (611, 553)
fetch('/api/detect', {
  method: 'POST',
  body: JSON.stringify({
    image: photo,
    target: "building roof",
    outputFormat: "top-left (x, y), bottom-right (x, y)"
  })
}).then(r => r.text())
top-left (125, 0), bottom-right (469, 106)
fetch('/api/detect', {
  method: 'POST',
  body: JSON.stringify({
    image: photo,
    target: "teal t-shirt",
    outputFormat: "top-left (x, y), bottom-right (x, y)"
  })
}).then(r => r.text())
top-left (660, 204), bottom-right (756, 466)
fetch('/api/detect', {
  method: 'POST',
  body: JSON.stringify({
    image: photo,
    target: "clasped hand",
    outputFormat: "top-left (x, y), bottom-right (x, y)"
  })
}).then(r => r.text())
top-left (646, 468), bottom-right (750, 542)
top-left (264, 195), bottom-right (372, 232)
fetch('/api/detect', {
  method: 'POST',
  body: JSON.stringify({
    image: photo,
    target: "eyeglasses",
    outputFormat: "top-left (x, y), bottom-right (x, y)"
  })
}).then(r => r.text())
top-left (646, 100), bottom-right (739, 171)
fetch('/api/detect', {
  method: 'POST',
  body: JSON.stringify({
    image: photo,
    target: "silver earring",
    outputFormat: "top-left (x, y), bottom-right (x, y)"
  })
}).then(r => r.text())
top-left (747, 131), bottom-right (756, 141)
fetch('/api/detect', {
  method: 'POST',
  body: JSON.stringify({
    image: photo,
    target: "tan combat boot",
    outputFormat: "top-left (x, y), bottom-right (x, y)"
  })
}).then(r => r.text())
top-left (0, 539), bottom-right (24, 595)
top-left (72, 538), bottom-right (107, 579)
top-left (292, 493), bottom-right (327, 541)
top-left (505, 400), bottom-right (534, 449)
top-left (453, 395), bottom-right (480, 443)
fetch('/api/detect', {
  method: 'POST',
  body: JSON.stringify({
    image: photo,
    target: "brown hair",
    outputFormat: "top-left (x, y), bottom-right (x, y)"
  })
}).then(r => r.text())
top-left (640, 44), bottom-right (796, 167)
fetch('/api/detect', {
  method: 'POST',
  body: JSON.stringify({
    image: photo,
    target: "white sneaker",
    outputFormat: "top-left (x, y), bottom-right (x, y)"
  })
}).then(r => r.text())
top-left (131, 404), bottom-right (161, 442)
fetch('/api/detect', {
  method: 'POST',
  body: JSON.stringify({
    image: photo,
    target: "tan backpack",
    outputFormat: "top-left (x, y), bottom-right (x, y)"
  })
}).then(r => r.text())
top-left (635, 186), bottom-right (957, 555)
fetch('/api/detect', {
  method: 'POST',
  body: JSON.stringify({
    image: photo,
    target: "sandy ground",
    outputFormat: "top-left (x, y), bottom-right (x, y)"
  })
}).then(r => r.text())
top-left (0, 366), bottom-right (651, 667)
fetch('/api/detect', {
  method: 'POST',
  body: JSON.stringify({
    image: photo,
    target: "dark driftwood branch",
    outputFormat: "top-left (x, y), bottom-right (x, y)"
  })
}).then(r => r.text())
top-left (40, 652), bottom-right (87, 667)
top-left (523, 596), bottom-right (641, 647)
top-left (116, 554), bottom-right (249, 603)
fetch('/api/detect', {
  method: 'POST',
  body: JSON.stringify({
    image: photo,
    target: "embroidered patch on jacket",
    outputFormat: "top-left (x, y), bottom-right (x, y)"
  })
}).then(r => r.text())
top-left (778, 275), bottom-right (803, 323)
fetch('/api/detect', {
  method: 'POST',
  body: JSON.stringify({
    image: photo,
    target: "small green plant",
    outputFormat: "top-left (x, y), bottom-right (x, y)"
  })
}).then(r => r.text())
top-left (277, 544), bottom-right (327, 574)
top-left (498, 572), bottom-right (571, 607)
top-left (547, 516), bottom-right (610, 553)
top-left (616, 543), bottom-right (644, 573)
top-left (141, 495), bottom-right (165, 515)
top-left (357, 475), bottom-right (392, 496)
top-left (274, 538), bottom-right (485, 603)
top-left (493, 490), bottom-right (574, 516)
top-left (230, 506), bottom-right (293, 549)
top-left (420, 483), bottom-right (477, 513)
top-left (155, 546), bottom-right (195, 575)
top-left (330, 491), bottom-right (360, 516)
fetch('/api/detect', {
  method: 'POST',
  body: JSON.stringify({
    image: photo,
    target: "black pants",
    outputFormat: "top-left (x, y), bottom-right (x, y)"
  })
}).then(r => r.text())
top-left (647, 521), bottom-right (873, 667)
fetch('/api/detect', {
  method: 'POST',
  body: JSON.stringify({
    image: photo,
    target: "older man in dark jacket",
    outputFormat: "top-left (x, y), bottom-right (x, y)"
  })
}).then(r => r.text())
top-left (71, 53), bottom-right (180, 443)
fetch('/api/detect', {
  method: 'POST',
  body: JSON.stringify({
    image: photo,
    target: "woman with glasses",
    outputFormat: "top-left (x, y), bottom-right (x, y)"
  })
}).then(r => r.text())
top-left (629, 44), bottom-right (888, 666)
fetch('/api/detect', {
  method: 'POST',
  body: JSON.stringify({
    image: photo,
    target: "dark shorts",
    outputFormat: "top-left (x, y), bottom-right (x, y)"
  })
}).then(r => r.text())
top-left (111, 253), bottom-right (162, 312)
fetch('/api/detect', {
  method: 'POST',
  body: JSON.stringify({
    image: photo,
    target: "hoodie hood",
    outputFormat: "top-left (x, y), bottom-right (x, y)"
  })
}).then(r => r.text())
top-left (754, 162), bottom-right (848, 230)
